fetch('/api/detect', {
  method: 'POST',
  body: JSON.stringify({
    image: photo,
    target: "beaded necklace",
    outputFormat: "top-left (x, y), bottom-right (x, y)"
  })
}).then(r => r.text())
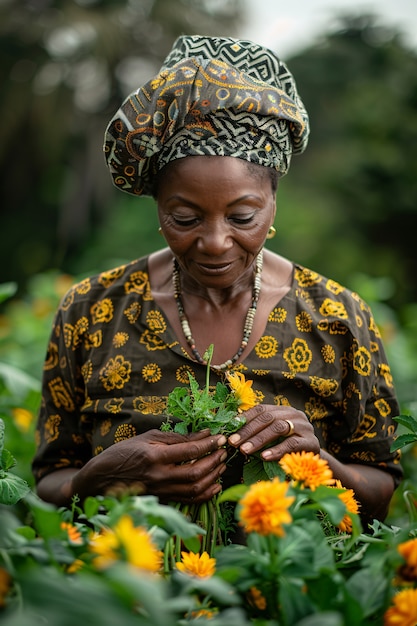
top-left (172, 249), bottom-right (263, 371)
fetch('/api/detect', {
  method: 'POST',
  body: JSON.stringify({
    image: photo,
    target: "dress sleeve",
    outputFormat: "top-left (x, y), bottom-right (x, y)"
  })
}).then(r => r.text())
top-left (325, 299), bottom-right (403, 486)
top-left (32, 298), bottom-right (92, 483)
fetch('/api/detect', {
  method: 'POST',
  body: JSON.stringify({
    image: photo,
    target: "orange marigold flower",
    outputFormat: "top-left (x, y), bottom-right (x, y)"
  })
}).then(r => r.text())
top-left (176, 551), bottom-right (216, 578)
top-left (279, 451), bottom-right (334, 490)
top-left (89, 515), bottom-right (163, 572)
top-left (384, 588), bottom-right (417, 626)
top-left (0, 567), bottom-right (11, 608)
top-left (333, 479), bottom-right (360, 533)
top-left (398, 538), bottom-right (417, 581)
top-left (61, 521), bottom-right (83, 545)
top-left (239, 477), bottom-right (294, 536)
top-left (248, 586), bottom-right (267, 610)
top-left (190, 608), bottom-right (216, 619)
top-left (226, 371), bottom-right (258, 411)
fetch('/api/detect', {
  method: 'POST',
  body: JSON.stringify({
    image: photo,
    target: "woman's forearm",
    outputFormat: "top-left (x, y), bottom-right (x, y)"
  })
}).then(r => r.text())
top-left (320, 449), bottom-right (395, 522)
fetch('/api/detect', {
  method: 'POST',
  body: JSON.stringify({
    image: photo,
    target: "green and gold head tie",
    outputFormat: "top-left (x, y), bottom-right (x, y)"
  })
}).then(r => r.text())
top-left (104, 35), bottom-right (310, 197)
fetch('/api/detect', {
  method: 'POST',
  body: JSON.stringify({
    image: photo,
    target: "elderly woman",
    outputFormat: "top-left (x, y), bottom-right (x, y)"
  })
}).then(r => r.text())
top-left (32, 35), bottom-right (402, 526)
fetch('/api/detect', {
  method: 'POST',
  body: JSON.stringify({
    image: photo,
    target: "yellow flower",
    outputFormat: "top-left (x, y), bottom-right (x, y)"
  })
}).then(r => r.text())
top-left (384, 588), bottom-right (417, 626)
top-left (176, 551), bottom-right (216, 578)
top-left (61, 521), bottom-right (83, 545)
top-left (226, 371), bottom-right (258, 411)
top-left (89, 515), bottom-right (162, 572)
top-left (398, 538), bottom-right (417, 581)
top-left (11, 407), bottom-right (34, 432)
top-left (279, 451), bottom-right (334, 490)
top-left (333, 480), bottom-right (360, 533)
top-left (248, 586), bottom-right (267, 610)
top-left (239, 477), bottom-right (294, 537)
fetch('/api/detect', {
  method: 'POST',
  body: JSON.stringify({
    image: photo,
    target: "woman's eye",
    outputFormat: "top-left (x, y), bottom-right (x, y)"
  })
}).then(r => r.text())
top-left (230, 215), bottom-right (255, 225)
top-left (172, 216), bottom-right (199, 226)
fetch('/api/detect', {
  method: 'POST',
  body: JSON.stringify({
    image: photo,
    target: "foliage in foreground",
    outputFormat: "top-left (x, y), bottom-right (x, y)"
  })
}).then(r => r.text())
top-left (2, 414), bottom-right (417, 625)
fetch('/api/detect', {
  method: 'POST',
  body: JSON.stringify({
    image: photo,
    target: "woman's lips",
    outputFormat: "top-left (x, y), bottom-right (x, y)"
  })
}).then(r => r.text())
top-left (195, 261), bottom-right (233, 275)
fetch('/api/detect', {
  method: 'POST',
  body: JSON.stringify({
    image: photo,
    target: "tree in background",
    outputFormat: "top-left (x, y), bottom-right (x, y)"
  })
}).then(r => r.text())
top-left (277, 14), bottom-right (417, 309)
top-left (0, 0), bottom-right (244, 286)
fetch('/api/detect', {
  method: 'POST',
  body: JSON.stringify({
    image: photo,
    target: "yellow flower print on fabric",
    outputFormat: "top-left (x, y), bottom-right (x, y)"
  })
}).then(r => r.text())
top-left (75, 278), bottom-right (91, 294)
top-left (379, 363), bottom-right (394, 388)
top-left (252, 369), bottom-right (270, 376)
top-left (309, 376), bottom-right (339, 398)
top-left (104, 398), bottom-right (124, 414)
top-left (369, 316), bottom-right (382, 338)
top-left (319, 298), bottom-right (348, 319)
top-left (98, 265), bottom-right (126, 288)
top-left (295, 311), bottom-right (312, 332)
top-left (124, 302), bottom-right (141, 323)
top-left (140, 329), bottom-right (174, 351)
top-left (254, 335), bottom-right (278, 359)
top-left (91, 298), bottom-right (114, 324)
top-left (133, 396), bottom-right (167, 415)
top-left (81, 360), bottom-right (93, 383)
top-left (283, 338), bottom-right (312, 373)
top-left (113, 332), bottom-right (129, 348)
top-left (350, 414), bottom-right (377, 442)
top-left (295, 267), bottom-right (322, 288)
top-left (176, 364), bottom-right (195, 383)
top-left (44, 414), bottom-right (61, 443)
top-left (317, 320), bottom-right (348, 335)
top-left (146, 310), bottom-right (167, 333)
top-left (124, 271), bottom-right (152, 300)
top-left (374, 398), bottom-right (391, 418)
top-left (61, 289), bottom-right (75, 311)
top-left (48, 377), bottom-right (75, 411)
top-left (142, 363), bottom-right (162, 383)
top-left (305, 397), bottom-right (328, 422)
top-left (74, 317), bottom-right (89, 345)
top-left (44, 342), bottom-right (59, 370)
top-left (268, 307), bottom-right (287, 323)
top-left (99, 355), bottom-right (131, 391)
top-left (352, 345), bottom-right (372, 377)
top-left (356, 315), bottom-right (363, 328)
top-left (321, 344), bottom-right (335, 363)
top-left (114, 423), bottom-right (137, 442)
top-left (274, 395), bottom-right (291, 406)
top-left (84, 330), bottom-right (103, 349)
top-left (325, 279), bottom-right (344, 295)
top-left (100, 419), bottom-right (112, 436)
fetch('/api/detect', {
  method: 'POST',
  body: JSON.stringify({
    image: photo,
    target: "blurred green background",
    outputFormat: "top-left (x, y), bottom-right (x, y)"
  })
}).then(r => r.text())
top-left (1, 0), bottom-right (416, 521)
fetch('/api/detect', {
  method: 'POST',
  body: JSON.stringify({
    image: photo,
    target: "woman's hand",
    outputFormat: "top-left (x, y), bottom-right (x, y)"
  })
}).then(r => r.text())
top-left (228, 404), bottom-right (320, 460)
top-left (71, 429), bottom-right (227, 505)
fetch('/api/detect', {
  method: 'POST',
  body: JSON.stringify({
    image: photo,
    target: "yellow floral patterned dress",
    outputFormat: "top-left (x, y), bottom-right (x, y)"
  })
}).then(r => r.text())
top-left (32, 256), bottom-right (402, 486)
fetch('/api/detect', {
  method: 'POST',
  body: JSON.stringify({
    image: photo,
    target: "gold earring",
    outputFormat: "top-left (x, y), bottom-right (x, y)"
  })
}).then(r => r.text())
top-left (158, 227), bottom-right (163, 236)
top-left (266, 225), bottom-right (276, 239)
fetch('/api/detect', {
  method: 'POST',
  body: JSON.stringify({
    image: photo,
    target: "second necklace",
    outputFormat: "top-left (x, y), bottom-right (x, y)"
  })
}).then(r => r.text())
top-left (172, 249), bottom-right (263, 371)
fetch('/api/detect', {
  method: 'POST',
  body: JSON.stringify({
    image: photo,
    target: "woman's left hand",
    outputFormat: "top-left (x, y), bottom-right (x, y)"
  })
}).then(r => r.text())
top-left (228, 404), bottom-right (320, 461)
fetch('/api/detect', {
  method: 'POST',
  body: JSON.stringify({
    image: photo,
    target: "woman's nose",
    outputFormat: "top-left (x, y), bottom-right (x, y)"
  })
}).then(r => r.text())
top-left (196, 221), bottom-right (233, 255)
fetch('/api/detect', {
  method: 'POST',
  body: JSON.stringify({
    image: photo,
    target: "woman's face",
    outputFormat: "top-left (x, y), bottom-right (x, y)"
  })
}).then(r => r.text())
top-left (157, 156), bottom-right (276, 289)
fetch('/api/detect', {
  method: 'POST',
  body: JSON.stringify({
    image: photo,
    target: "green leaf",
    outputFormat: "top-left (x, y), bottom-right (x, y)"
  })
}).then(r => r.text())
top-left (0, 471), bottom-right (30, 504)
top-left (1, 447), bottom-right (16, 471)
top-left (242, 454), bottom-right (269, 484)
top-left (218, 484), bottom-right (248, 504)
top-left (393, 414), bottom-right (417, 433)
top-left (390, 433), bottom-right (417, 451)
top-left (0, 281), bottom-right (17, 303)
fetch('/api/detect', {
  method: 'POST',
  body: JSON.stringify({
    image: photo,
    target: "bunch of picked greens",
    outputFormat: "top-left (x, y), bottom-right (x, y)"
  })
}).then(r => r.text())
top-left (161, 345), bottom-right (259, 563)
top-left (162, 345), bottom-right (258, 436)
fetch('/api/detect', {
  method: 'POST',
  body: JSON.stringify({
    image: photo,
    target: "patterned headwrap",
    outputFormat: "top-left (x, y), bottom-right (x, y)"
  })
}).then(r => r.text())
top-left (104, 35), bottom-right (310, 197)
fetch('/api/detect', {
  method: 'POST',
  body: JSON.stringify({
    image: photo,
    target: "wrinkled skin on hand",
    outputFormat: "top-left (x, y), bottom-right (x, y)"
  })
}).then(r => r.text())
top-left (72, 429), bottom-right (228, 504)
top-left (228, 404), bottom-right (320, 460)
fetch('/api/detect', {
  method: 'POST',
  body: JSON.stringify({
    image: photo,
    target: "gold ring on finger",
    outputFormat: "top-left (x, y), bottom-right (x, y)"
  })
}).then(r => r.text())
top-left (284, 419), bottom-right (295, 437)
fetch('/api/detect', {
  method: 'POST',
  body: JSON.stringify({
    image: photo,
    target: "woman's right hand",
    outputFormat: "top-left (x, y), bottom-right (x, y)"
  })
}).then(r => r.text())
top-left (68, 429), bottom-right (227, 505)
